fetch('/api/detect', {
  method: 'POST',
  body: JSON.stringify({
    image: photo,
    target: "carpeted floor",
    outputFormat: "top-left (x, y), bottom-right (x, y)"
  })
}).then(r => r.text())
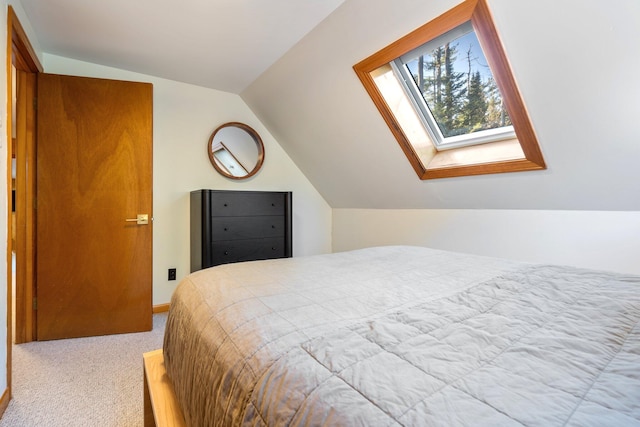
top-left (0, 313), bottom-right (167, 427)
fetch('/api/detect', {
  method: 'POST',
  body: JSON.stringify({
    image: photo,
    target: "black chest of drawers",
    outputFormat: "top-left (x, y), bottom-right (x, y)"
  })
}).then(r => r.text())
top-left (190, 189), bottom-right (292, 272)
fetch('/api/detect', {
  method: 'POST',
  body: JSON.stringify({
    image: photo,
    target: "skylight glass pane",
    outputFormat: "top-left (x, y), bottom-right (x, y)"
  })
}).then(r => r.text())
top-left (402, 23), bottom-right (511, 141)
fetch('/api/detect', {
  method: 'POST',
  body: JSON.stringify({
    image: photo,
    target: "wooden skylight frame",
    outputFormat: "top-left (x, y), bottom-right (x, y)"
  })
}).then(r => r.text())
top-left (353, 0), bottom-right (546, 179)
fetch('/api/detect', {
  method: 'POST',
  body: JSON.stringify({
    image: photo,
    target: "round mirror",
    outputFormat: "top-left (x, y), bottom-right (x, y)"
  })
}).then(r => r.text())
top-left (208, 122), bottom-right (265, 179)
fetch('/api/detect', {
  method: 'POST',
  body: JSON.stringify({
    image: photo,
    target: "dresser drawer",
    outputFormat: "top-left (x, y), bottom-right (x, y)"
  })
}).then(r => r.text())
top-left (191, 189), bottom-right (292, 272)
top-left (210, 216), bottom-right (285, 240)
top-left (211, 238), bottom-right (286, 265)
top-left (209, 191), bottom-right (287, 216)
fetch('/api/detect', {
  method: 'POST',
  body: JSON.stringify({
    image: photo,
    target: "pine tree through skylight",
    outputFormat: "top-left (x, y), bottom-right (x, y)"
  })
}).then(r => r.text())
top-left (393, 21), bottom-right (514, 149)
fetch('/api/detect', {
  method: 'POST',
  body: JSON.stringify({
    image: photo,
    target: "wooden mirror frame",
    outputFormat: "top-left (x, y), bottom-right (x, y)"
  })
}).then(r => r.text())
top-left (207, 122), bottom-right (265, 180)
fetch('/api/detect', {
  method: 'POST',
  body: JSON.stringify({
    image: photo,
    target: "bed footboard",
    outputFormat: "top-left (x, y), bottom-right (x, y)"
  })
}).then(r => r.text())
top-left (143, 349), bottom-right (186, 427)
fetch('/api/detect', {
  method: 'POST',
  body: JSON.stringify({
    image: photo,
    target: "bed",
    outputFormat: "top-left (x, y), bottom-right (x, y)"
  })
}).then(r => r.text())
top-left (161, 245), bottom-right (640, 426)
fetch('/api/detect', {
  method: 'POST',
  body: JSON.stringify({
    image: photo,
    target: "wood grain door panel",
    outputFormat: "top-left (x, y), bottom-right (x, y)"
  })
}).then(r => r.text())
top-left (36, 73), bottom-right (153, 340)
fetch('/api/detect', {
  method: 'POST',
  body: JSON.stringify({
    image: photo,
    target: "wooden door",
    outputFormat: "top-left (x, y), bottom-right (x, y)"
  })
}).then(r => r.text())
top-left (36, 73), bottom-right (153, 340)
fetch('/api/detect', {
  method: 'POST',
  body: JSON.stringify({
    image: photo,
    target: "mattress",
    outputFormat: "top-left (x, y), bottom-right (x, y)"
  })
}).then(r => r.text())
top-left (163, 246), bottom-right (640, 426)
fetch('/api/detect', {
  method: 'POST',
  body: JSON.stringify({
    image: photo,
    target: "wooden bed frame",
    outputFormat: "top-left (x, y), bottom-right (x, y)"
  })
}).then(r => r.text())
top-left (143, 349), bottom-right (186, 427)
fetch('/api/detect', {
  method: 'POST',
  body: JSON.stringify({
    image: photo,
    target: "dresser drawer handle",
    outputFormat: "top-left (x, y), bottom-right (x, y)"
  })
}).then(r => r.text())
top-left (224, 251), bottom-right (229, 255)
top-left (271, 225), bottom-right (276, 229)
top-left (271, 247), bottom-right (277, 251)
top-left (224, 227), bottom-right (229, 231)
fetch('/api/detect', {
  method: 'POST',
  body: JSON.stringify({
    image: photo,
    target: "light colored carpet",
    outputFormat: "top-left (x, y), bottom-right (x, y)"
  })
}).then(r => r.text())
top-left (0, 313), bottom-right (167, 427)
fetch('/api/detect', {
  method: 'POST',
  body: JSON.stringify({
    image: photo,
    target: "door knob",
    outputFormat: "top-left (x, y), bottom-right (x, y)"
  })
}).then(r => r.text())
top-left (125, 214), bottom-right (149, 225)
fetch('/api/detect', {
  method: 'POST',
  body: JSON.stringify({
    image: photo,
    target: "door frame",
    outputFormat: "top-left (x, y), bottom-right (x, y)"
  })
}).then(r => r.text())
top-left (6, 4), bottom-right (42, 396)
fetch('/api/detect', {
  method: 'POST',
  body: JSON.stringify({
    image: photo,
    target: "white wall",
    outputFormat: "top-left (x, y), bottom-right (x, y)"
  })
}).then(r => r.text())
top-left (243, 0), bottom-right (640, 211)
top-left (43, 54), bottom-right (332, 305)
top-left (333, 209), bottom-right (640, 275)
top-left (243, 0), bottom-right (640, 281)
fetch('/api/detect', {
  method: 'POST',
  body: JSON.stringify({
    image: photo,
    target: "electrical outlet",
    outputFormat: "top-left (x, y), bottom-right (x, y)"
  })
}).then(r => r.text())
top-left (168, 268), bottom-right (177, 281)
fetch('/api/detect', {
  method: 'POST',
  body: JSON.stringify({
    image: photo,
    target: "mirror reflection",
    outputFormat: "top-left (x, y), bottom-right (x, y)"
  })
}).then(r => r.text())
top-left (208, 122), bottom-right (265, 179)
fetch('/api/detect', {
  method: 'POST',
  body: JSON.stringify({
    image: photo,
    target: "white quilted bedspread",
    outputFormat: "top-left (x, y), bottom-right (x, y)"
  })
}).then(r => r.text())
top-left (163, 246), bottom-right (640, 426)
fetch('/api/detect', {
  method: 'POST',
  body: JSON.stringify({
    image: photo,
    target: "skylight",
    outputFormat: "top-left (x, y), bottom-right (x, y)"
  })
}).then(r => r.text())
top-left (353, 0), bottom-right (546, 179)
top-left (393, 21), bottom-right (515, 150)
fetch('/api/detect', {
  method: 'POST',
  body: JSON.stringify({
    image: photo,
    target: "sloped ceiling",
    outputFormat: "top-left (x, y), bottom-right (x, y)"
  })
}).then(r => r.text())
top-left (17, 0), bottom-right (640, 210)
top-left (242, 0), bottom-right (640, 210)
top-left (18, 0), bottom-right (345, 93)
